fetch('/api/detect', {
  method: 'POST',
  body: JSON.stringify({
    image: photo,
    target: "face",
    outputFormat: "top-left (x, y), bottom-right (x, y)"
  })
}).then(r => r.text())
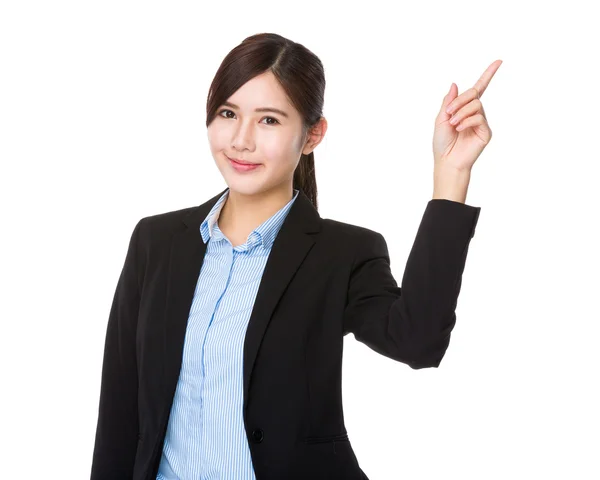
top-left (207, 70), bottom-right (324, 197)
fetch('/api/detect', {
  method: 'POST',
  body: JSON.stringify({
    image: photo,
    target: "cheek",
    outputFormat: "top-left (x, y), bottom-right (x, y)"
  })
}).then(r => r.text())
top-left (261, 134), bottom-right (302, 165)
top-left (207, 125), bottom-right (227, 152)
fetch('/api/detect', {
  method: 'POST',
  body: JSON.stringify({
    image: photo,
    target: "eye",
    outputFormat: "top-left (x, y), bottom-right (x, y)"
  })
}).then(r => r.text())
top-left (262, 116), bottom-right (280, 125)
top-left (217, 109), bottom-right (280, 125)
top-left (218, 109), bottom-right (236, 119)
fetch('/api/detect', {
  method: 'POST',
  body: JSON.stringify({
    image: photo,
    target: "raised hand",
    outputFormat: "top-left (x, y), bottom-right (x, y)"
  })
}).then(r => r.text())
top-left (433, 59), bottom-right (502, 173)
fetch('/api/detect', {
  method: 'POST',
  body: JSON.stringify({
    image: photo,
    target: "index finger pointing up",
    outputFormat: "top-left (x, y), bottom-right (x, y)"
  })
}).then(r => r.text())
top-left (474, 59), bottom-right (503, 98)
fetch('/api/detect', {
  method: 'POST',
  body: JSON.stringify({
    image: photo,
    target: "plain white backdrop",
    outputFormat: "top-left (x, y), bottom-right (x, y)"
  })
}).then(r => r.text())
top-left (1, 1), bottom-right (598, 478)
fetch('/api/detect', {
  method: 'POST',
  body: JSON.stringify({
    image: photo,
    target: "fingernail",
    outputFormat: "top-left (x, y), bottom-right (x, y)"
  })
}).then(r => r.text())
top-left (446, 105), bottom-right (453, 114)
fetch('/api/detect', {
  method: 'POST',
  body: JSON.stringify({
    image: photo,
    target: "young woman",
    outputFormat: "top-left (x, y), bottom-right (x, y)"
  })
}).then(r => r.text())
top-left (90, 33), bottom-right (500, 480)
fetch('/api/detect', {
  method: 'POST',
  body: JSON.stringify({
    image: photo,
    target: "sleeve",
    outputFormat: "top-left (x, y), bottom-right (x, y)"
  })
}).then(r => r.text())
top-left (342, 199), bottom-right (481, 369)
top-left (90, 218), bottom-right (144, 479)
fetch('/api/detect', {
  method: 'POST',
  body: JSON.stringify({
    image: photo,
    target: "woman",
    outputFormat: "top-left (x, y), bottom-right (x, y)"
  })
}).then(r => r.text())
top-left (90, 33), bottom-right (501, 480)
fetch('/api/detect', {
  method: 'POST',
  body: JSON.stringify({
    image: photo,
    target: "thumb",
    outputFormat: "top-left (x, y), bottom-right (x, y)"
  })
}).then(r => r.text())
top-left (437, 83), bottom-right (457, 122)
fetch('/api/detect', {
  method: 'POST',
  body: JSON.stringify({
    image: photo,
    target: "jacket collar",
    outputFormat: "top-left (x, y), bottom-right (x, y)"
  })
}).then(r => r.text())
top-left (183, 186), bottom-right (321, 235)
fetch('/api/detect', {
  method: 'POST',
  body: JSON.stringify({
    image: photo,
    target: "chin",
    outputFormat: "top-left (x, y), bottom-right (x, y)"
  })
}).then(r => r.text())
top-left (222, 175), bottom-right (269, 197)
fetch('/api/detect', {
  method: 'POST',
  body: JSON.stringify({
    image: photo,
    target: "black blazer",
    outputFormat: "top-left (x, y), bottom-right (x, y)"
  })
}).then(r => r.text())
top-left (90, 187), bottom-right (481, 480)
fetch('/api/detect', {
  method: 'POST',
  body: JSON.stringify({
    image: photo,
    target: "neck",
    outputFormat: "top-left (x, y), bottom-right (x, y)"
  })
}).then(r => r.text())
top-left (218, 183), bottom-right (294, 234)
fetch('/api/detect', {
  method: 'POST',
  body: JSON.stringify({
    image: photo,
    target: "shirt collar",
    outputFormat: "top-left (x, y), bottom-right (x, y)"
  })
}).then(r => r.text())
top-left (200, 188), bottom-right (299, 250)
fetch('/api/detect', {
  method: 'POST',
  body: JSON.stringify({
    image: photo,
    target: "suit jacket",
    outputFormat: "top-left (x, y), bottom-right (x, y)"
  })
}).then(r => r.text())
top-left (90, 187), bottom-right (481, 480)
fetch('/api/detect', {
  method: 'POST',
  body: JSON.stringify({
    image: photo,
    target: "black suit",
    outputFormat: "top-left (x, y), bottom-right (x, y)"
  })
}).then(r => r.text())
top-left (90, 187), bottom-right (481, 479)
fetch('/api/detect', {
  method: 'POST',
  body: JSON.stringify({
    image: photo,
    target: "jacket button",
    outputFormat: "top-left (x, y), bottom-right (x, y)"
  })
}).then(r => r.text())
top-left (252, 429), bottom-right (264, 443)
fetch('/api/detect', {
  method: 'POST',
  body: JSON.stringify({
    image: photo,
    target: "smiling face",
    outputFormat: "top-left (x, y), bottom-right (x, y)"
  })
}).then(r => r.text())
top-left (207, 71), bottom-right (313, 197)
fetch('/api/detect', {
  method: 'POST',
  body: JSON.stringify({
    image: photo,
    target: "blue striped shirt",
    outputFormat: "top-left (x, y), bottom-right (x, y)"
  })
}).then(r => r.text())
top-left (156, 187), bottom-right (300, 480)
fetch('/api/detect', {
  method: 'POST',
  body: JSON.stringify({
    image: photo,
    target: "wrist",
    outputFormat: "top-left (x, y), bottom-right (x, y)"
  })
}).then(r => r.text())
top-left (432, 167), bottom-right (471, 203)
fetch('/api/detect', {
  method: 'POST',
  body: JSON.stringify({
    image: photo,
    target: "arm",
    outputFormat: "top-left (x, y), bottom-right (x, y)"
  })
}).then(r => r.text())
top-left (90, 218), bottom-right (144, 479)
top-left (343, 199), bottom-right (480, 369)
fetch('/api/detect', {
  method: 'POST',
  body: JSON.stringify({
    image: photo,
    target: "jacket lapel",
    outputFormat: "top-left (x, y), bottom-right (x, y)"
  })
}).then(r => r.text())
top-left (161, 187), bottom-right (322, 421)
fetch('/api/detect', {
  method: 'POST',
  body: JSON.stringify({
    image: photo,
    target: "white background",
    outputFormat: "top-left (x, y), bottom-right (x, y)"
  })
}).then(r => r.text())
top-left (1, 1), bottom-right (598, 479)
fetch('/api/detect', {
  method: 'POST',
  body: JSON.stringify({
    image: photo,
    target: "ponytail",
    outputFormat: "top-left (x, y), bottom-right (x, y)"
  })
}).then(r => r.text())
top-left (293, 152), bottom-right (318, 211)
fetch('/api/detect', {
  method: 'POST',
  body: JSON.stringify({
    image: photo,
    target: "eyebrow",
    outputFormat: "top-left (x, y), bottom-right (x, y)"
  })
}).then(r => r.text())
top-left (222, 101), bottom-right (289, 119)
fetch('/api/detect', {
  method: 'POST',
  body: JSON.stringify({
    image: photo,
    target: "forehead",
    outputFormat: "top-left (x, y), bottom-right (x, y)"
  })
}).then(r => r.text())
top-left (227, 71), bottom-right (291, 109)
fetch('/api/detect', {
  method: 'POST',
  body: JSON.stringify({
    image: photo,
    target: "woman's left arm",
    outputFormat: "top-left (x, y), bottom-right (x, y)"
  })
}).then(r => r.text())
top-left (342, 200), bottom-right (480, 369)
top-left (342, 61), bottom-right (501, 367)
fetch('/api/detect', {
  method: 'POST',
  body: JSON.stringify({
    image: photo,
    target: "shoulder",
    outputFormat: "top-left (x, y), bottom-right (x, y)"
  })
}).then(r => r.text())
top-left (139, 205), bottom-right (198, 231)
top-left (130, 205), bottom-right (200, 254)
top-left (321, 217), bottom-right (385, 242)
top-left (320, 218), bottom-right (389, 262)
top-left (134, 189), bottom-right (225, 240)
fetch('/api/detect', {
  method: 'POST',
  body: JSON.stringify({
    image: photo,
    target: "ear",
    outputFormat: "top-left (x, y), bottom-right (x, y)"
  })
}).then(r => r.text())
top-left (302, 117), bottom-right (328, 155)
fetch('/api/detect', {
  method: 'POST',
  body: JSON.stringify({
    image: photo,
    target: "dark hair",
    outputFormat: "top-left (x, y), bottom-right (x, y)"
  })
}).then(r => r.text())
top-left (205, 33), bottom-right (325, 211)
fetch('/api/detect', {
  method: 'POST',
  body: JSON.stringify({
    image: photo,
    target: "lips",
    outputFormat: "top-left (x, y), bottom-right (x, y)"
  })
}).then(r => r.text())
top-left (227, 155), bottom-right (259, 165)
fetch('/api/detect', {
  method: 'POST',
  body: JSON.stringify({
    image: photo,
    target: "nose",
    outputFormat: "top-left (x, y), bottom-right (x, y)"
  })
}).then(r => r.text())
top-left (231, 119), bottom-right (255, 152)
